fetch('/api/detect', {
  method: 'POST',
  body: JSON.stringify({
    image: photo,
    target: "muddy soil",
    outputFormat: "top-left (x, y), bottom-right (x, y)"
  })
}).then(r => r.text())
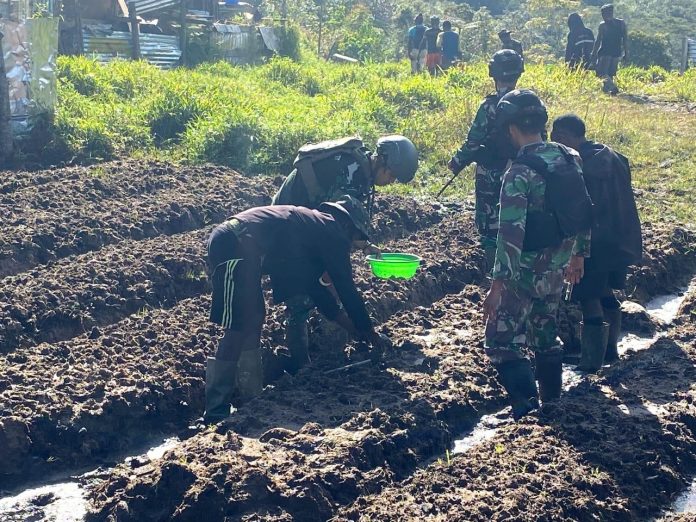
top-left (0, 229), bottom-right (210, 353)
top-left (0, 212), bottom-right (480, 488)
top-left (336, 318), bottom-right (696, 521)
top-left (84, 262), bottom-right (696, 520)
top-left (0, 161), bottom-right (273, 278)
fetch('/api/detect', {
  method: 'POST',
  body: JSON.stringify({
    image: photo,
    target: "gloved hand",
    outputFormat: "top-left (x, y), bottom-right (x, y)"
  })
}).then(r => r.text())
top-left (447, 158), bottom-right (463, 174)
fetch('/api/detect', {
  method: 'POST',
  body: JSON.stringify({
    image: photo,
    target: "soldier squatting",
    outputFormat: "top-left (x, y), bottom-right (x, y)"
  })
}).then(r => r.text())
top-left (203, 12), bottom-right (642, 423)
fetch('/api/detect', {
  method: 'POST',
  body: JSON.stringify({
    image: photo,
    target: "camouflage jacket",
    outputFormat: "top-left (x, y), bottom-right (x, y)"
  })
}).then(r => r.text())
top-left (492, 142), bottom-right (591, 281)
top-left (451, 93), bottom-right (500, 170)
top-left (272, 150), bottom-right (373, 208)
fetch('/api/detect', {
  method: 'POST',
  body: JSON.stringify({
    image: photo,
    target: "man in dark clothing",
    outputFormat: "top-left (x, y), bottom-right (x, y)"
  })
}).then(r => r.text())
top-left (499, 29), bottom-right (523, 58)
top-left (407, 13), bottom-right (427, 73)
top-left (551, 114), bottom-right (642, 371)
top-left (592, 4), bottom-right (628, 94)
top-left (420, 16), bottom-right (442, 75)
top-left (204, 198), bottom-right (386, 422)
top-left (439, 20), bottom-right (461, 69)
top-left (566, 13), bottom-right (595, 69)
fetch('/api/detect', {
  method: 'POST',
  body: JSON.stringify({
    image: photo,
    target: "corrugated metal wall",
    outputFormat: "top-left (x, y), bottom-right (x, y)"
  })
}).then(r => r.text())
top-left (130, 0), bottom-right (180, 15)
top-left (83, 31), bottom-right (182, 69)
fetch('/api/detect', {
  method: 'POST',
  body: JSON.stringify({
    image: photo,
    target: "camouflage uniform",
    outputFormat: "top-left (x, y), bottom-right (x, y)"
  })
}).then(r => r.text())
top-left (485, 142), bottom-right (590, 363)
top-left (272, 151), bottom-right (373, 208)
top-left (451, 93), bottom-right (508, 269)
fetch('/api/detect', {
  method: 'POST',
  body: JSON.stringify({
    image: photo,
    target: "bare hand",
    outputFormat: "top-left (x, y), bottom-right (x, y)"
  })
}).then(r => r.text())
top-left (363, 243), bottom-right (382, 258)
top-left (483, 280), bottom-right (504, 323)
top-left (564, 255), bottom-right (585, 284)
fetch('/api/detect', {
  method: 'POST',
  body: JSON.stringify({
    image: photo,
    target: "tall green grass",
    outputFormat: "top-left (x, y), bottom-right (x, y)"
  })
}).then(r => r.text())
top-left (50, 56), bottom-right (696, 224)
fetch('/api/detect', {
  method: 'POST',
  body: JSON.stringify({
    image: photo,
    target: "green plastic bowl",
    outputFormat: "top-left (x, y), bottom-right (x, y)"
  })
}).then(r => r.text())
top-left (366, 253), bottom-right (422, 279)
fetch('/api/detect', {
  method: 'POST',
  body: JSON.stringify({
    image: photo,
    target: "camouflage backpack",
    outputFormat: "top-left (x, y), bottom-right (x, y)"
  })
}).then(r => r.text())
top-left (293, 136), bottom-right (372, 203)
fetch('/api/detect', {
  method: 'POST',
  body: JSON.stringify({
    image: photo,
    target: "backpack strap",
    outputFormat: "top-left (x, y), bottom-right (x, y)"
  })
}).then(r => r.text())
top-left (513, 152), bottom-right (549, 178)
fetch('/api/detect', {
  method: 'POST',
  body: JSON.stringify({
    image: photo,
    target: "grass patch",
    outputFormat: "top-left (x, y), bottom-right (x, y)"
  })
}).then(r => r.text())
top-left (49, 56), bottom-right (696, 224)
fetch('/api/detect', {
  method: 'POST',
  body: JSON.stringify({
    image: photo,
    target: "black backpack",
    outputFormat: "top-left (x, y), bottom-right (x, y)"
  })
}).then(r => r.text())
top-left (514, 145), bottom-right (594, 251)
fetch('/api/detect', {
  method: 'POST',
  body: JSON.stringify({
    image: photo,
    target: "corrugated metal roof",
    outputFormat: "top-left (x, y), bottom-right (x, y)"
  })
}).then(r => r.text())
top-left (83, 31), bottom-right (181, 69)
top-left (131, 0), bottom-right (180, 15)
top-left (688, 38), bottom-right (696, 60)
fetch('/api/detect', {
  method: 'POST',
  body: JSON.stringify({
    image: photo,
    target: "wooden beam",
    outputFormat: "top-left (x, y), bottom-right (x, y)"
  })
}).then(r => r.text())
top-left (0, 31), bottom-right (14, 165)
top-left (179, 0), bottom-right (188, 67)
top-left (117, 0), bottom-right (129, 17)
top-left (128, 0), bottom-right (140, 60)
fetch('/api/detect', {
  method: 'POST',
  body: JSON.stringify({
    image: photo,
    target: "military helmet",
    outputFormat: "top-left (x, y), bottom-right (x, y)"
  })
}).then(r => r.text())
top-left (488, 49), bottom-right (524, 80)
top-left (496, 89), bottom-right (548, 128)
top-left (320, 195), bottom-right (371, 240)
top-left (376, 135), bottom-right (419, 183)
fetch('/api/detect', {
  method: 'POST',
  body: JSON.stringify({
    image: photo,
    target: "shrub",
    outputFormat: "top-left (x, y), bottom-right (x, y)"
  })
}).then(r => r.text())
top-left (626, 31), bottom-right (672, 70)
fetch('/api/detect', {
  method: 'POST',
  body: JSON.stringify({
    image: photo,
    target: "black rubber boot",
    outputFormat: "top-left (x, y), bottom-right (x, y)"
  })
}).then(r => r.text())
top-left (535, 350), bottom-right (563, 403)
top-left (577, 321), bottom-right (609, 373)
top-left (204, 357), bottom-right (237, 423)
top-left (603, 307), bottom-right (622, 363)
top-left (494, 359), bottom-right (539, 420)
top-left (237, 348), bottom-right (263, 401)
top-left (286, 318), bottom-right (310, 374)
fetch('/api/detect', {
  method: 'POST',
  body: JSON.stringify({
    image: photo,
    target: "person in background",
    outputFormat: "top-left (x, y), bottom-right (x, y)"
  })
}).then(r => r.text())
top-left (592, 4), bottom-right (628, 94)
top-left (499, 29), bottom-right (523, 58)
top-left (551, 114), bottom-right (642, 371)
top-left (565, 13), bottom-right (595, 69)
top-left (420, 16), bottom-right (443, 75)
top-left (407, 13), bottom-right (427, 74)
top-left (439, 20), bottom-right (461, 70)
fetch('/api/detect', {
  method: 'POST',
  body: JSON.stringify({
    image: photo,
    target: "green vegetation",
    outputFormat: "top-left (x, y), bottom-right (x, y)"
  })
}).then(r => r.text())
top-left (49, 56), bottom-right (696, 224)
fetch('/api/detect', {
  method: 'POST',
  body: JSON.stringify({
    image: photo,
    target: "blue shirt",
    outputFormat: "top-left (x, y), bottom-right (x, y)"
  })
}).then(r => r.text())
top-left (441, 30), bottom-right (459, 58)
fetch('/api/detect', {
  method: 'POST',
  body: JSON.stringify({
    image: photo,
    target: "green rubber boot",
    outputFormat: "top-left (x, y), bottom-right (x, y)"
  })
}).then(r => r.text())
top-left (577, 321), bottom-right (609, 373)
top-left (494, 359), bottom-right (540, 420)
top-left (603, 307), bottom-right (622, 364)
top-left (203, 357), bottom-right (237, 423)
top-left (535, 350), bottom-right (563, 403)
top-left (237, 348), bottom-right (264, 401)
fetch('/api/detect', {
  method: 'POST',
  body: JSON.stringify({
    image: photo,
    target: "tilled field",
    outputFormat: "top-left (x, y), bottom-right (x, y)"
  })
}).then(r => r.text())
top-left (1, 161), bottom-right (696, 522)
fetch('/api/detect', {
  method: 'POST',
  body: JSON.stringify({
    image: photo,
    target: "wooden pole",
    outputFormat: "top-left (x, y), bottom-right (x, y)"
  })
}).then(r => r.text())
top-left (128, 1), bottom-right (140, 60)
top-left (179, 0), bottom-right (188, 67)
top-left (681, 36), bottom-right (689, 74)
top-left (75, 0), bottom-right (84, 54)
top-left (0, 31), bottom-right (14, 165)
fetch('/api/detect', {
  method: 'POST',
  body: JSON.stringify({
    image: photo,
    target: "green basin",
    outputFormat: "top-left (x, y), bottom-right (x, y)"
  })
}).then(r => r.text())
top-left (366, 253), bottom-right (422, 279)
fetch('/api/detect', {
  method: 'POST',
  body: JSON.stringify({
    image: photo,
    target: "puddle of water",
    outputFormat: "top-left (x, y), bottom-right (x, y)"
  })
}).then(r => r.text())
top-left (645, 281), bottom-right (695, 324)
top-left (146, 437), bottom-right (179, 460)
top-left (453, 410), bottom-right (511, 454)
top-left (618, 333), bottom-right (658, 355)
top-left (671, 478), bottom-right (696, 514)
top-left (0, 436), bottom-right (182, 522)
top-left (0, 482), bottom-right (85, 522)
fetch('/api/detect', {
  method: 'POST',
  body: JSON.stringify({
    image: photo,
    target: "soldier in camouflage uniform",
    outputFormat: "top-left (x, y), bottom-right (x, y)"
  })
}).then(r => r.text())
top-left (272, 135), bottom-right (419, 373)
top-left (448, 50), bottom-right (524, 272)
top-left (482, 90), bottom-right (591, 420)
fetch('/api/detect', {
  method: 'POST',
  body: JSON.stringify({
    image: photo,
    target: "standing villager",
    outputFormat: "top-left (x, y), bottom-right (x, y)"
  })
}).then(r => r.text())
top-left (592, 4), bottom-right (628, 94)
top-left (204, 199), bottom-right (387, 422)
top-left (438, 20), bottom-right (461, 70)
top-left (565, 13), bottom-right (595, 69)
top-left (420, 16), bottom-right (443, 75)
top-left (498, 29), bottom-right (524, 58)
top-left (272, 135), bottom-right (418, 373)
top-left (483, 90), bottom-right (593, 419)
top-left (551, 114), bottom-right (642, 371)
top-left (407, 13), bottom-right (427, 74)
top-left (447, 50), bottom-right (524, 271)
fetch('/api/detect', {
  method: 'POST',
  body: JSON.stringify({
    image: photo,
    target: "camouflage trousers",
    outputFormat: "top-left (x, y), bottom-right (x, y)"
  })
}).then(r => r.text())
top-left (485, 269), bottom-right (565, 364)
top-left (475, 165), bottom-right (504, 272)
top-left (474, 164), bottom-right (505, 240)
